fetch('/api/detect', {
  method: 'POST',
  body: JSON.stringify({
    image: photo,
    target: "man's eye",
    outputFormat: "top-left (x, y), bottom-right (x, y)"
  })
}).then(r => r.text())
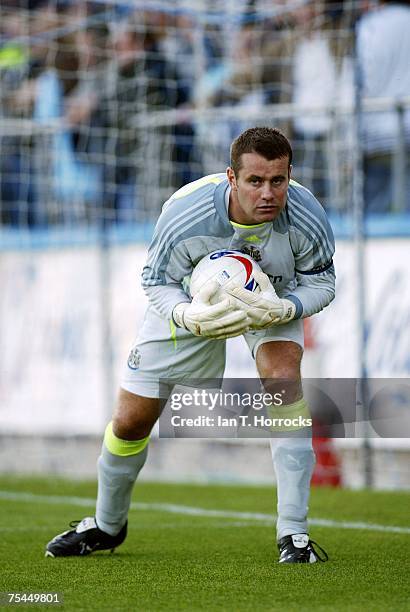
top-left (250, 178), bottom-right (261, 184)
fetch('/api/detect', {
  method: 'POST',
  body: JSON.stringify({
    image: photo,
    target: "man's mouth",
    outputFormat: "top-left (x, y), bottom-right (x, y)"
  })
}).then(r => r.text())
top-left (257, 205), bottom-right (278, 211)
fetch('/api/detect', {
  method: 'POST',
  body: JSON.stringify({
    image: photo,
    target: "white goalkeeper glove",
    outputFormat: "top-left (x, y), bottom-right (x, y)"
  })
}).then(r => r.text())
top-left (224, 269), bottom-right (297, 329)
top-left (172, 280), bottom-right (251, 339)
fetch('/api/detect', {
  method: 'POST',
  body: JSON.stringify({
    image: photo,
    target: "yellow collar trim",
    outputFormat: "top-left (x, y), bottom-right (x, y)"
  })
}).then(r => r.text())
top-left (230, 220), bottom-right (267, 229)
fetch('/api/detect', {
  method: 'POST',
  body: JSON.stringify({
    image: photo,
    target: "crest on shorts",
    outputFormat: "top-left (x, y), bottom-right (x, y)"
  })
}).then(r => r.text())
top-left (127, 347), bottom-right (141, 370)
top-left (241, 245), bottom-right (262, 262)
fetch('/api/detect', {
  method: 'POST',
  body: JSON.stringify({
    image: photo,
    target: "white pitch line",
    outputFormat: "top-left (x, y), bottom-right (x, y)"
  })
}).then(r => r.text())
top-left (0, 490), bottom-right (409, 535)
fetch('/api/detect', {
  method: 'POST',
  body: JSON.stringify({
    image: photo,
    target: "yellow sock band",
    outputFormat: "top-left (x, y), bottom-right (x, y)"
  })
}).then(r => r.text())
top-left (266, 397), bottom-right (311, 432)
top-left (104, 422), bottom-right (150, 457)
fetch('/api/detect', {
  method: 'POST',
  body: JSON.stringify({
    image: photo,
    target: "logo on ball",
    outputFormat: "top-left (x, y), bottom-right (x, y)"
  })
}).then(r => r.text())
top-left (190, 249), bottom-right (262, 302)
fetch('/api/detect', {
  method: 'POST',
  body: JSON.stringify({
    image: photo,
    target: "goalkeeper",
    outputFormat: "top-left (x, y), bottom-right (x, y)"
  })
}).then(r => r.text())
top-left (46, 127), bottom-right (335, 564)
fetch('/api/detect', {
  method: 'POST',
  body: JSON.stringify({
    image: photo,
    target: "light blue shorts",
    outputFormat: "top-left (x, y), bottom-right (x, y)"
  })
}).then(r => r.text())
top-left (121, 306), bottom-right (304, 398)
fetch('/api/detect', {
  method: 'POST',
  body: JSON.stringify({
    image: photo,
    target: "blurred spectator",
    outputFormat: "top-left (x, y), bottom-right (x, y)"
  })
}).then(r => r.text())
top-left (357, 0), bottom-right (410, 213)
top-left (66, 23), bottom-right (109, 127)
top-left (0, 5), bottom-right (35, 226)
top-left (194, 19), bottom-right (267, 109)
top-left (193, 19), bottom-right (272, 174)
top-left (87, 15), bottom-right (186, 224)
top-left (161, 13), bottom-right (221, 103)
top-left (1, 1), bottom-right (102, 226)
top-left (32, 3), bottom-right (106, 225)
top-left (288, 0), bottom-right (354, 209)
top-left (64, 21), bottom-right (111, 193)
top-left (159, 12), bottom-right (218, 182)
top-left (160, 13), bottom-right (221, 186)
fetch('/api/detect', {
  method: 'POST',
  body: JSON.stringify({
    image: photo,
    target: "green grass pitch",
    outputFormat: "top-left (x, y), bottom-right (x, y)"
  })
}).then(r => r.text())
top-left (0, 476), bottom-right (409, 611)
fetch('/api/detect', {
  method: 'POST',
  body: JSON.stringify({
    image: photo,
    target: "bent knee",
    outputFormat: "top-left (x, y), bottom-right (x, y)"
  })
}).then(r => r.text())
top-left (256, 341), bottom-right (303, 380)
top-left (112, 389), bottom-right (159, 440)
top-left (258, 360), bottom-right (302, 382)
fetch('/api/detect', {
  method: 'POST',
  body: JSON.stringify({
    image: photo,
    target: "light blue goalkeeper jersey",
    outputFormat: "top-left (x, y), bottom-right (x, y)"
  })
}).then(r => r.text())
top-left (142, 173), bottom-right (335, 320)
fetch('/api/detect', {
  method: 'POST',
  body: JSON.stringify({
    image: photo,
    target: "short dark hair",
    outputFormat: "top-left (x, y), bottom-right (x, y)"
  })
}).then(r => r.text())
top-left (230, 127), bottom-right (292, 175)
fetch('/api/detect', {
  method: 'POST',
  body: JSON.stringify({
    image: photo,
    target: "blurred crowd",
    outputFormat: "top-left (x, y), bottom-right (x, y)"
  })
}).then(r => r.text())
top-left (0, 0), bottom-right (409, 228)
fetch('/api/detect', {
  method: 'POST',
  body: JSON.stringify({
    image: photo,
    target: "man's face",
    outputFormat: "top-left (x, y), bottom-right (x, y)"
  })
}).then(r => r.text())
top-left (227, 152), bottom-right (291, 224)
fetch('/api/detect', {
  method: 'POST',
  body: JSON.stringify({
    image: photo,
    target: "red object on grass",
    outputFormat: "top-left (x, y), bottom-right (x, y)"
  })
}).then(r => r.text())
top-left (304, 319), bottom-right (342, 487)
top-left (312, 437), bottom-right (342, 487)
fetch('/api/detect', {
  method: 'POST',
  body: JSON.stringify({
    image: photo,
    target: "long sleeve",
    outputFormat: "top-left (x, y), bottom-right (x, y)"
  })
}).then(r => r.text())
top-left (286, 263), bottom-right (335, 318)
top-left (286, 182), bottom-right (336, 318)
top-left (141, 175), bottom-right (225, 319)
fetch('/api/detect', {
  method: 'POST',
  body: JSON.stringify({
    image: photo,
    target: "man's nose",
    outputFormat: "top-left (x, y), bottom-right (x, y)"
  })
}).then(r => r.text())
top-left (261, 183), bottom-right (274, 200)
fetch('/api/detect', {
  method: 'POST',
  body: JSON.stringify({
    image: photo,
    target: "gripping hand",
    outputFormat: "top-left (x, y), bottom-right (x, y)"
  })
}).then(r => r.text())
top-left (173, 280), bottom-right (251, 339)
top-left (224, 270), bottom-right (296, 329)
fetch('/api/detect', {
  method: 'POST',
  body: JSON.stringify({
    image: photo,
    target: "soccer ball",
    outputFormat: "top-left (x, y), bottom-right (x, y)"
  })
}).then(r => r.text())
top-left (189, 249), bottom-right (262, 302)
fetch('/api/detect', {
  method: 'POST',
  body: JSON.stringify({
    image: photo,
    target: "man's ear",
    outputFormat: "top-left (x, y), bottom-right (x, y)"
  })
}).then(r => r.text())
top-left (226, 167), bottom-right (237, 190)
top-left (288, 165), bottom-right (292, 180)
